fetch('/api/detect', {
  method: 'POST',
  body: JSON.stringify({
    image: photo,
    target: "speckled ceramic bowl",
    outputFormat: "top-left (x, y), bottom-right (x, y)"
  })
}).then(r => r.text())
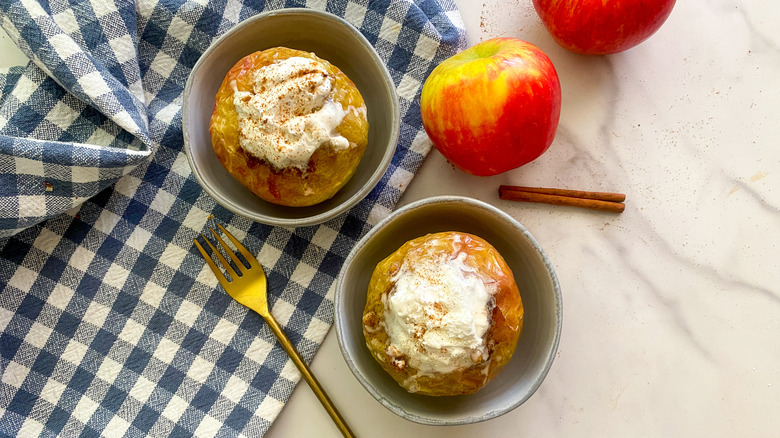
top-left (183, 9), bottom-right (399, 227)
top-left (335, 196), bottom-right (562, 425)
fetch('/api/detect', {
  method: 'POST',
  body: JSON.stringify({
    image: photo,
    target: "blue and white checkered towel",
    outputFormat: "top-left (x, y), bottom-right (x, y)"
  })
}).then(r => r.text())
top-left (0, 0), bottom-right (465, 436)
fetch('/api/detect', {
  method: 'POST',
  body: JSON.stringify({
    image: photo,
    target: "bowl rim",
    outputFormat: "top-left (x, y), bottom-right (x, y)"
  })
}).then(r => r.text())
top-left (335, 195), bottom-right (563, 425)
top-left (182, 8), bottom-right (400, 227)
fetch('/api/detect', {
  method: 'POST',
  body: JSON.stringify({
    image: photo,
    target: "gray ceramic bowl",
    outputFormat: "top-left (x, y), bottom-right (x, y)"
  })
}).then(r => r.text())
top-left (182, 9), bottom-right (399, 227)
top-left (335, 196), bottom-right (562, 425)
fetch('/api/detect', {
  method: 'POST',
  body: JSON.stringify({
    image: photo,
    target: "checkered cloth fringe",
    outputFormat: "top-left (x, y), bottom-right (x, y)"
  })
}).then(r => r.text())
top-left (0, 0), bottom-right (465, 436)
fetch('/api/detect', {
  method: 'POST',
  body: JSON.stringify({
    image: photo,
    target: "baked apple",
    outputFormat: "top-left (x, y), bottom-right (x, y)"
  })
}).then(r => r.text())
top-left (362, 231), bottom-right (524, 396)
top-left (209, 47), bottom-right (368, 207)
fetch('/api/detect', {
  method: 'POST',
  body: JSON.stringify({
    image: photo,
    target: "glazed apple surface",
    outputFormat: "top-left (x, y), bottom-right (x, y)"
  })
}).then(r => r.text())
top-left (533, 0), bottom-right (676, 55)
top-left (362, 232), bottom-right (524, 396)
top-left (209, 47), bottom-right (368, 207)
top-left (420, 37), bottom-right (561, 176)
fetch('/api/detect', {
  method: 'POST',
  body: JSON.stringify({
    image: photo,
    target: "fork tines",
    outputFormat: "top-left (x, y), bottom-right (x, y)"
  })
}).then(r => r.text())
top-left (194, 224), bottom-right (254, 286)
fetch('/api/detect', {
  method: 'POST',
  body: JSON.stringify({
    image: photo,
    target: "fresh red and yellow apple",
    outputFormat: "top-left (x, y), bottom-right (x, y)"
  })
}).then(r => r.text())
top-left (533, 0), bottom-right (676, 55)
top-left (420, 37), bottom-right (561, 176)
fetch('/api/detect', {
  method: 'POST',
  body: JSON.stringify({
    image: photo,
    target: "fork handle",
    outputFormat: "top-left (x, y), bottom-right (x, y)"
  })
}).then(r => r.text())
top-left (264, 314), bottom-right (355, 438)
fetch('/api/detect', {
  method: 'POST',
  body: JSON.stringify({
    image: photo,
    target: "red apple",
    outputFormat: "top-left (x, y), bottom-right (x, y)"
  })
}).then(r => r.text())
top-left (533, 0), bottom-right (676, 55)
top-left (420, 37), bottom-right (561, 176)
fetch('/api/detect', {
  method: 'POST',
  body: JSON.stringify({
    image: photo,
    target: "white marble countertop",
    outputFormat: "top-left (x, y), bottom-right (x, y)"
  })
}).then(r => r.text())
top-left (268, 1), bottom-right (780, 436)
top-left (3, 1), bottom-right (779, 436)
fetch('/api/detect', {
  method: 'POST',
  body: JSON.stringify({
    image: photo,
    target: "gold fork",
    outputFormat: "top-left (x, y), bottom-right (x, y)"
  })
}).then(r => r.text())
top-left (194, 224), bottom-right (354, 438)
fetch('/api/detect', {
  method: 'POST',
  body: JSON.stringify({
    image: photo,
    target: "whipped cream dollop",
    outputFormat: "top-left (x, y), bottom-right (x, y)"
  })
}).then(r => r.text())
top-left (383, 237), bottom-right (497, 375)
top-left (231, 56), bottom-right (351, 170)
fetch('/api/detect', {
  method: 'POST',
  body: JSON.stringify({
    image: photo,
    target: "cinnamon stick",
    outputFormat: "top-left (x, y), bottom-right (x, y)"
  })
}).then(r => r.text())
top-left (498, 185), bottom-right (626, 213)
top-left (500, 185), bottom-right (626, 203)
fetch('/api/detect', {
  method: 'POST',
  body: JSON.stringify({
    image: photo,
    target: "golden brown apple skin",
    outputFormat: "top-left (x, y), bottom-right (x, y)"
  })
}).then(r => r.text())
top-left (362, 231), bottom-right (524, 396)
top-left (209, 47), bottom-right (368, 207)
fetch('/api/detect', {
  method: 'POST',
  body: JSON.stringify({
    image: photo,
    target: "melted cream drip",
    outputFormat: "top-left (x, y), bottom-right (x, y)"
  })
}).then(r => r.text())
top-left (231, 56), bottom-right (350, 170)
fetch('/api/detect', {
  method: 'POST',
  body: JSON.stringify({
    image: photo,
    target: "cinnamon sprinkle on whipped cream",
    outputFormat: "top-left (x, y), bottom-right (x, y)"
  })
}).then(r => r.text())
top-left (231, 56), bottom-right (353, 170)
top-left (383, 235), bottom-right (497, 375)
